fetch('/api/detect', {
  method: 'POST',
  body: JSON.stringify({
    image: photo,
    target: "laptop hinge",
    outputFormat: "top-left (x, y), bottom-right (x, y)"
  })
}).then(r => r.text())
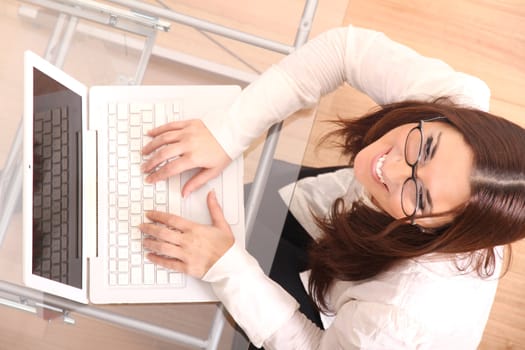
top-left (83, 129), bottom-right (98, 259)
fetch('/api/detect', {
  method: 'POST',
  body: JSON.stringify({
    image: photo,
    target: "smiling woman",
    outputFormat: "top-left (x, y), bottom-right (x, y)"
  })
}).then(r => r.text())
top-left (308, 99), bottom-right (525, 312)
top-left (140, 25), bottom-right (525, 349)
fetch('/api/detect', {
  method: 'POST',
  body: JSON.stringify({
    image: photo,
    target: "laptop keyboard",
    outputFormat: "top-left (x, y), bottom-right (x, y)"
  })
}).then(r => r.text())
top-left (106, 101), bottom-right (185, 287)
top-left (32, 107), bottom-right (70, 282)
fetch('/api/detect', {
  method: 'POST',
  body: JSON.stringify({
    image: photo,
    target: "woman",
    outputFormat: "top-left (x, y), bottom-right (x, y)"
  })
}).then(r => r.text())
top-left (139, 25), bottom-right (525, 349)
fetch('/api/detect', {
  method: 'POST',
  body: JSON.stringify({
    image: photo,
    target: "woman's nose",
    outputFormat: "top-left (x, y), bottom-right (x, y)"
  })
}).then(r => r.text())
top-left (384, 156), bottom-right (414, 183)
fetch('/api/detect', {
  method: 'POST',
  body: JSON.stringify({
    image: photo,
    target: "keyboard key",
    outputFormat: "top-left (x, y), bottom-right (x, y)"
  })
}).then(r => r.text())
top-left (109, 127), bottom-right (116, 140)
top-left (117, 103), bottom-right (128, 120)
top-left (169, 272), bottom-right (184, 286)
top-left (118, 184), bottom-right (127, 195)
top-left (117, 133), bottom-right (128, 145)
top-left (143, 185), bottom-right (154, 198)
top-left (129, 114), bottom-right (141, 126)
top-left (130, 228), bottom-right (141, 240)
top-left (118, 196), bottom-right (129, 208)
top-left (156, 192), bottom-right (167, 204)
top-left (117, 158), bottom-right (128, 170)
top-left (118, 171), bottom-right (129, 183)
top-left (108, 103), bottom-right (117, 115)
top-left (118, 259), bottom-right (128, 271)
top-left (131, 267), bottom-right (142, 285)
top-left (130, 189), bottom-right (141, 201)
top-left (155, 111), bottom-right (166, 126)
top-left (117, 145), bottom-right (128, 157)
top-left (109, 273), bottom-right (117, 286)
top-left (130, 240), bottom-right (141, 253)
top-left (129, 103), bottom-right (142, 113)
top-left (130, 151), bottom-right (141, 164)
top-left (142, 110), bottom-right (153, 123)
top-left (109, 260), bottom-right (116, 272)
top-left (130, 202), bottom-right (141, 214)
top-left (131, 253), bottom-right (142, 266)
top-left (157, 270), bottom-right (168, 284)
top-left (130, 139), bottom-right (141, 151)
top-left (118, 234), bottom-right (128, 247)
top-left (118, 248), bottom-right (129, 260)
top-left (143, 199), bottom-right (154, 211)
top-left (118, 222), bottom-right (128, 234)
top-left (130, 177), bottom-right (142, 189)
top-left (156, 181), bottom-right (166, 192)
top-left (117, 120), bottom-right (128, 132)
top-left (130, 164), bottom-right (141, 177)
top-left (130, 215), bottom-right (142, 227)
top-left (118, 273), bottom-right (129, 285)
top-left (144, 264), bottom-right (155, 285)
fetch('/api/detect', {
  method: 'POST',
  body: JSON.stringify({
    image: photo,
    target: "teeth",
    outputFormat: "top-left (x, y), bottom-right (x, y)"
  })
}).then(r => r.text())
top-left (376, 154), bottom-right (386, 184)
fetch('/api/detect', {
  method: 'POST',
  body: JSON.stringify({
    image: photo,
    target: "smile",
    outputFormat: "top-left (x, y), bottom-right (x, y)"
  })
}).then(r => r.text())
top-left (375, 154), bottom-right (387, 185)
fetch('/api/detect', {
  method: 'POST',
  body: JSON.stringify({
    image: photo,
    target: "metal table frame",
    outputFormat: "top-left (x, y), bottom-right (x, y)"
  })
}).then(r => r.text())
top-left (0, 0), bottom-right (318, 348)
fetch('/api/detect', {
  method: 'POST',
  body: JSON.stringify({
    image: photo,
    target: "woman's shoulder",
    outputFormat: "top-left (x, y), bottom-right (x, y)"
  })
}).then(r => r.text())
top-left (331, 250), bottom-right (503, 310)
top-left (327, 255), bottom-right (501, 346)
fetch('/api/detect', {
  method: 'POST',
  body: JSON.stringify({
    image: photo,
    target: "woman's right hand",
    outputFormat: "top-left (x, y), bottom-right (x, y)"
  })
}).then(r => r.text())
top-left (141, 119), bottom-right (232, 197)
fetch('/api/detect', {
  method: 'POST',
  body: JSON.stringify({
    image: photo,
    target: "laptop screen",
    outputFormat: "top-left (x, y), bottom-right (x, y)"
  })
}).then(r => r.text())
top-left (32, 67), bottom-right (83, 289)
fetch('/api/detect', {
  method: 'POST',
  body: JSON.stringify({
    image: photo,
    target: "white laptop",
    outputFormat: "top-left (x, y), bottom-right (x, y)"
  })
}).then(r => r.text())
top-left (22, 51), bottom-right (244, 304)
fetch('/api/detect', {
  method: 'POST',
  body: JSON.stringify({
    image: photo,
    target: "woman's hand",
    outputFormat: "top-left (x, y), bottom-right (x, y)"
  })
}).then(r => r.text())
top-left (139, 191), bottom-right (234, 279)
top-left (141, 119), bottom-right (231, 197)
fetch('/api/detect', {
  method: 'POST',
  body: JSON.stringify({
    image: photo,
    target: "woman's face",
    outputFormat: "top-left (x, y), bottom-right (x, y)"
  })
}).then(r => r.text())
top-left (353, 121), bottom-right (473, 227)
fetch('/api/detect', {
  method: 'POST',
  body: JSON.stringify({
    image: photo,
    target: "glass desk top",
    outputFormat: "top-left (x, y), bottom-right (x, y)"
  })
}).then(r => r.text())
top-left (0, 0), bottom-right (320, 349)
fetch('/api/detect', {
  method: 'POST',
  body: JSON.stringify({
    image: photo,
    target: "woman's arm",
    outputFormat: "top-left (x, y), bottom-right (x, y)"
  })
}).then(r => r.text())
top-left (143, 25), bottom-right (489, 194)
top-left (205, 24), bottom-right (490, 161)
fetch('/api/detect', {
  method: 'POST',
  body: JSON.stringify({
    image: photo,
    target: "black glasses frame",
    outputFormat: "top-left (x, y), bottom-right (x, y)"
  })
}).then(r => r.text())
top-left (400, 116), bottom-right (447, 224)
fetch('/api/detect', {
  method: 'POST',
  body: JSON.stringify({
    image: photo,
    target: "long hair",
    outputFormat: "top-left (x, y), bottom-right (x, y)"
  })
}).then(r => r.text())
top-left (308, 99), bottom-right (525, 312)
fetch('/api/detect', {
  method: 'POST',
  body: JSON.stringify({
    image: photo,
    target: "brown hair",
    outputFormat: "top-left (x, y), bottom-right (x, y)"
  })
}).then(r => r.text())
top-left (308, 99), bottom-right (525, 312)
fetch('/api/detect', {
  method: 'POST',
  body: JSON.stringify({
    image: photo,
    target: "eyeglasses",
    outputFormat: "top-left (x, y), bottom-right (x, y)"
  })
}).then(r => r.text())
top-left (400, 117), bottom-right (446, 223)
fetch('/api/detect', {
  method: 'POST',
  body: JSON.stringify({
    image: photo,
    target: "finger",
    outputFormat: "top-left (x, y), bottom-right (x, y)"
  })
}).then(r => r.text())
top-left (145, 210), bottom-right (193, 232)
top-left (145, 156), bottom-right (194, 184)
top-left (142, 130), bottom-right (182, 156)
top-left (207, 190), bottom-right (230, 231)
top-left (146, 253), bottom-right (187, 273)
top-left (143, 238), bottom-right (186, 259)
top-left (181, 168), bottom-right (221, 198)
top-left (147, 120), bottom-right (190, 137)
top-left (138, 223), bottom-right (182, 245)
top-left (141, 143), bottom-right (183, 173)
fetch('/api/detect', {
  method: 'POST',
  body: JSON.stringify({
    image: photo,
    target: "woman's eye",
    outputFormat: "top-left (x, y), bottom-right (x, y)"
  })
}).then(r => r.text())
top-left (423, 136), bottom-right (433, 160)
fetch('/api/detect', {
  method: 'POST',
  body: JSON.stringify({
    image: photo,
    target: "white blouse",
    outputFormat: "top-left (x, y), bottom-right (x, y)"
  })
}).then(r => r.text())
top-left (202, 25), bottom-right (500, 349)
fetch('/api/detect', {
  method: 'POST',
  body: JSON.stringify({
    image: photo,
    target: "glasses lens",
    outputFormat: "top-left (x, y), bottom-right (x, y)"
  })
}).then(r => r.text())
top-left (401, 178), bottom-right (418, 217)
top-left (405, 127), bottom-right (422, 165)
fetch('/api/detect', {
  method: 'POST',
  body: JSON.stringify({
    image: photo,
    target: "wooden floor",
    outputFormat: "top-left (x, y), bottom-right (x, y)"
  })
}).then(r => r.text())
top-left (0, 0), bottom-right (523, 349)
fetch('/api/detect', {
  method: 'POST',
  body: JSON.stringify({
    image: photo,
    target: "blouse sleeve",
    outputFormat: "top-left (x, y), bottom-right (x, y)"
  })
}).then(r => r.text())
top-left (202, 25), bottom-right (490, 160)
top-left (202, 243), bottom-right (300, 348)
top-left (202, 243), bottom-right (424, 349)
top-left (264, 300), bottom-right (425, 350)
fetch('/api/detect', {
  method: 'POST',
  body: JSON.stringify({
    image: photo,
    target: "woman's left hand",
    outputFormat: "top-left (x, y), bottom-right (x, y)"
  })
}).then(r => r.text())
top-left (139, 191), bottom-right (234, 279)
